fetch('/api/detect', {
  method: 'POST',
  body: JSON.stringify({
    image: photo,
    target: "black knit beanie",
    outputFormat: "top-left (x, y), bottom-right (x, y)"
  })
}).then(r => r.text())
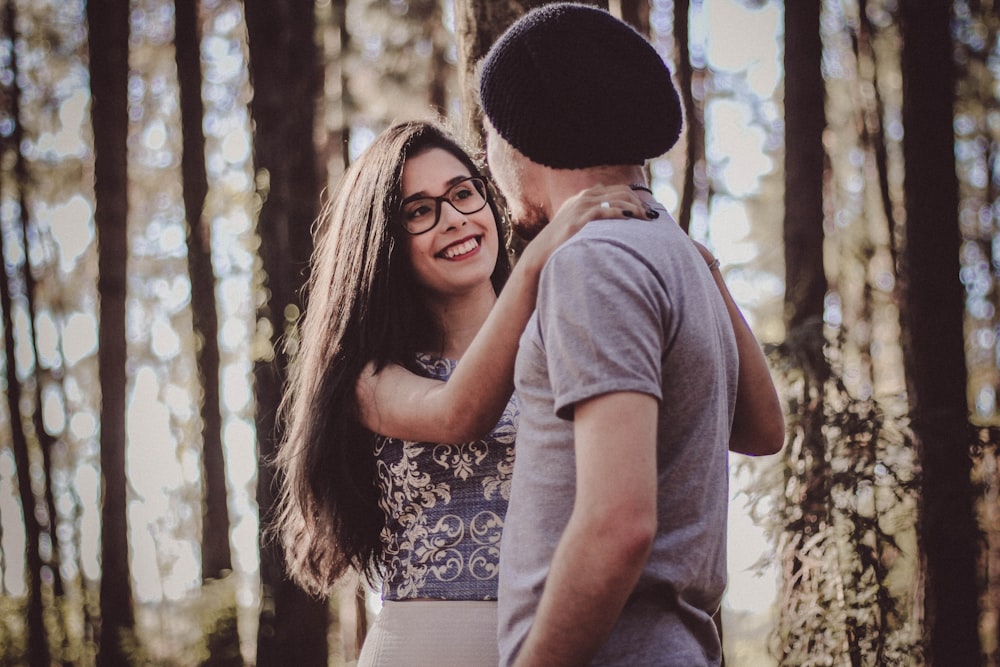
top-left (479, 2), bottom-right (683, 170)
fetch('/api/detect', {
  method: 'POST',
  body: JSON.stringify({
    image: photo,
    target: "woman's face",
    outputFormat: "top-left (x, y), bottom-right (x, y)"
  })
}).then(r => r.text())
top-left (399, 148), bottom-right (499, 298)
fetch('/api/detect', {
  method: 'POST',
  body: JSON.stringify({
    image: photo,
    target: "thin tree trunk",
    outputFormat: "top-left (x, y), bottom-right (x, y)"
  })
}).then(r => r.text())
top-left (174, 1), bottom-right (240, 662)
top-left (899, 1), bottom-right (981, 663)
top-left (338, 0), bottom-right (351, 177)
top-left (175, 0), bottom-right (231, 581)
top-left (783, 0), bottom-right (830, 451)
top-left (243, 1), bottom-right (328, 664)
top-left (0, 172), bottom-right (49, 667)
top-left (174, 0), bottom-right (231, 583)
top-left (316, 0), bottom-right (349, 193)
top-left (618, 0), bottom-right (650, 34)
top-left (856, 0), bottom-right (899, 270)
top-left (427, 1), bottom-right (449, 117)
top-left (784, 0), bottom-right (829, 333)
top-left (4, 1), bottom-right (69, 660)
top-left (780, 3), bottom-right (833, 660)
top-left (673, 0), bottom-right (705, 234)
top-left (86, 0), bottom-right (136, 664)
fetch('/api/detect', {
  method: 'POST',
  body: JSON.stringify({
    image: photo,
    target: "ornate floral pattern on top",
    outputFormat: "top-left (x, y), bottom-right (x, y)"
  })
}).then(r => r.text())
top-left (374, 353), bottom-right (518, 601)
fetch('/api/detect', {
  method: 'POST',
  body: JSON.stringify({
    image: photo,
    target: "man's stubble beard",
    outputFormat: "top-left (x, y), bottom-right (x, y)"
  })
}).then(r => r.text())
top-left (510, 200), bottom-right (549, 242)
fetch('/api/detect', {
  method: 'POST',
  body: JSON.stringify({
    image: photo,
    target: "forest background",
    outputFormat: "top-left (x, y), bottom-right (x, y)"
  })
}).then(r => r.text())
top-left (0, 0), bottom-right (996, 665)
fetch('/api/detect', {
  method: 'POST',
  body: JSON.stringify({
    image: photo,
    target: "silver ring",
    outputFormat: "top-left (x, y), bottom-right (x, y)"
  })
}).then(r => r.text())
top-left (600, 201), bottom-right (611, 209)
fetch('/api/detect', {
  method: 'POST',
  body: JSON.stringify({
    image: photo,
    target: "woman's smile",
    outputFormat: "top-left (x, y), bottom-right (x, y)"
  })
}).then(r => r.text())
top-left (402, 148), bottom-right (499, 296)
top-left (438, 234), bottom-right (483, 260)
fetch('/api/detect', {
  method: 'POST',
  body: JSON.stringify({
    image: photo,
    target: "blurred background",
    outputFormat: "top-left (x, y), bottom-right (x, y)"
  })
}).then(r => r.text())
top-left (0, 0), bottom-right (996, 665)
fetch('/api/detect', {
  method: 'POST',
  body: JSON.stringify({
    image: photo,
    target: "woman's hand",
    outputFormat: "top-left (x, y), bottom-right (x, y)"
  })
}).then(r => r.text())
top-left (518, 184), bottom-right (656, 274)
top-left (355, 185), bottom-right (658, 444)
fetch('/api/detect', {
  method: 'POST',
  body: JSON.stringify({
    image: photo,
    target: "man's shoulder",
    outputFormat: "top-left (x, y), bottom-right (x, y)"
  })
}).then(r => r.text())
top-left (543, 217), bottom-right (691, 282)
top-left (549, 217), bottom-right (676, 260)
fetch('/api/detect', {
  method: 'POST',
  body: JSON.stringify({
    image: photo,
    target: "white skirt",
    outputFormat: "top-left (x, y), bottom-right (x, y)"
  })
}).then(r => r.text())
top-left (356, 600), bottom-right (499, 667)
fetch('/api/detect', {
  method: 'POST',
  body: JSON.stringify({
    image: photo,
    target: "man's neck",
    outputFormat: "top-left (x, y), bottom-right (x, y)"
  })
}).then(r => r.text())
top-left (542, 165), bottom-right (650, 217)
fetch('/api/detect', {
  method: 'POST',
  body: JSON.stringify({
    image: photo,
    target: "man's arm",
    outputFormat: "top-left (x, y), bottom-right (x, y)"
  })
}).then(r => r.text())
top-left (512, 391), bottom-right (659, 667)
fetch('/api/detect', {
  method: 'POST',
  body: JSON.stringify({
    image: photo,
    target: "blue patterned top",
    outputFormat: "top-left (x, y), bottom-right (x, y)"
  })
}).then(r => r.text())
top-left (374, 353), bottom-right (518, 601)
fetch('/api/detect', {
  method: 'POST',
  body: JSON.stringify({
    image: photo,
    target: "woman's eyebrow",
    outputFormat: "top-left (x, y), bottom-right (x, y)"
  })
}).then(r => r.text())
top-left (401, 174), bottom-right (473, 204)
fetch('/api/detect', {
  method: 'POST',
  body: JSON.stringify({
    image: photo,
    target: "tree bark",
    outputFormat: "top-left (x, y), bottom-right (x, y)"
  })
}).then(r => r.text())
top-left (86, 0), bottom-right (136, 664)
top-left (673, 0), bottom-right (704, 234)
top-left (243, 1), bottom-right (328, 664)
top-left (618, 0), bottom-right (650, 35)
top-left (784, 0), bottom-right (828, 333)
top-left (4, 2), bottom-right (68, 661)
top-left (175, 1), bottom-right (241, 662)
top-left (174, 0), bottom-right (232, 584)
top-left (856, 0), bottom-right (899, 270)
top-left (428, 0), bottom-right (450, 118)
top-left (780, 5), bottom-right (833, 661)
top-left (0, 158), bottom-right (49, 667)
top-left (899, 1), bottom-right (981, 662)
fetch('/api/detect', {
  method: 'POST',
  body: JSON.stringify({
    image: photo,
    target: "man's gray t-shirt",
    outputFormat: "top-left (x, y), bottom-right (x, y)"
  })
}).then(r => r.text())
top-left (498, 213), bottom-right (738, 666)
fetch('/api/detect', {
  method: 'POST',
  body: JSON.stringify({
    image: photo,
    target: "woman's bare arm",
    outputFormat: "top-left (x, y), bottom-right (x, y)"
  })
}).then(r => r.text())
top-left (355, 185), bottom-right (654, 444)
top-left (693, 241), bottom-right (785, 455)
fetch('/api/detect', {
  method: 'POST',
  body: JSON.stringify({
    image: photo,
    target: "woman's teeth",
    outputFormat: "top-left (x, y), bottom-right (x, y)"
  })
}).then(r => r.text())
top-left (442, 237), bottom-right (479, 259)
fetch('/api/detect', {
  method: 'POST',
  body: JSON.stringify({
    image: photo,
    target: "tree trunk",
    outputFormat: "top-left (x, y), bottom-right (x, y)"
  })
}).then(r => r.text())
top-left (673, 0), bottom-right (705, 235)
top-left (455, 0), bottom-right (607, 151)
top-left (86, 0), bottom-right (136, 664)
top-left (618, 0), bottom-right (650, 35)
top-left (314, 0), bottom-right (350, 194)
top-left (175, 0), bottom-right (232, 585)
top-left (784, 0), bottom-right (828, 334)
top-left (783, 0), bottom-right (830, 524)
top-left (4, 1), bottom-right (68, 660)
top-left (427, 0), bottom-right (450, 117)
top-left (243, 1), bottom-right (328, 664)
top-left (0, 171), bottom-right (49, 667)
top-left (779, 3), bottom-right (833, 661)
top-left (856, 0), bottom-right (899, 270)
top-left (174, 1), bottom-right (241, 662)
top-left (899, 0), bottom-right (981, 662)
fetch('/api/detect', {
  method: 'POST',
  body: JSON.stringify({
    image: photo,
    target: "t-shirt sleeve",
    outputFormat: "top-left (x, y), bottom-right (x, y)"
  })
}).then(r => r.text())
top-left (535, 235), bottom-right (669, 420)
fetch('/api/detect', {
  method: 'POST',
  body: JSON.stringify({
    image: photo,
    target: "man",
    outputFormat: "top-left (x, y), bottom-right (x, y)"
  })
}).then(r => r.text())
top-left (479, 4), bottom-right (755, 665)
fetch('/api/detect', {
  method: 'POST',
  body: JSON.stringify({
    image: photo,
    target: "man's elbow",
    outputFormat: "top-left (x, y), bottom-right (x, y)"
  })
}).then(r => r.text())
top-left (593, 509), bottom-right (656, 569)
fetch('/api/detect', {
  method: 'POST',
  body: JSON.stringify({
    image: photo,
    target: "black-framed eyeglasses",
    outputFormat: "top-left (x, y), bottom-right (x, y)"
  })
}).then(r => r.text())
top-left (399, 176), bottom-right (489, 235)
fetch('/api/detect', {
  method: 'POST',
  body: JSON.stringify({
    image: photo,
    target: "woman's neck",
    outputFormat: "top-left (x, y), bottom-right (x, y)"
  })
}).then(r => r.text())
top-left (425, 281), bottom-right (498, 359)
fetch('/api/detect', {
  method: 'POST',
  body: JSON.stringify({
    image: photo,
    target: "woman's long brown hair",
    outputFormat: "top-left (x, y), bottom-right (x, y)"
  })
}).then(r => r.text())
top-left (272, 120), bottom-right (510, 596)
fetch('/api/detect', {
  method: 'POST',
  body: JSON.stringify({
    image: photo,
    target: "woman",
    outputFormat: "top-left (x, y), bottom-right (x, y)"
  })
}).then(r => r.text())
top-left (273, 120), bottom-right (654, 665)
top-left (274, 120), bottom-right (783, 665)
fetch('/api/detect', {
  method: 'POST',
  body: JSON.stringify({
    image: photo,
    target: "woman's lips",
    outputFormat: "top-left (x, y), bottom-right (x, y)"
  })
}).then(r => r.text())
top-left (438, 235), bottom-right (482, 259)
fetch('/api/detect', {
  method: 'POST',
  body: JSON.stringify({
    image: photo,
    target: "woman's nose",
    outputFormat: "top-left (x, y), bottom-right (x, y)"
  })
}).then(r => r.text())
top-left (440, 201), bottom-right (468, 230)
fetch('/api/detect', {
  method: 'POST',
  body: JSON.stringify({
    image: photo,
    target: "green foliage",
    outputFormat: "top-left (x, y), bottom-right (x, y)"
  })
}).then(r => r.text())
top-left (131, 575), bottom-right (243, 666)
top-left (199, 576), bottom-right (243, 667)
top-left (748, 327), bottom-right (923, 665)
top-left (0, 595), bottom-right (27, 667)
top-left (971, 431), bottom-right (1000, 663)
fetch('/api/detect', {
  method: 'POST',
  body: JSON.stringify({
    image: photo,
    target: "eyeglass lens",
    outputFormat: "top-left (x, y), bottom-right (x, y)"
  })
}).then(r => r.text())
top-left (401, 177), bottom-right (487, 234)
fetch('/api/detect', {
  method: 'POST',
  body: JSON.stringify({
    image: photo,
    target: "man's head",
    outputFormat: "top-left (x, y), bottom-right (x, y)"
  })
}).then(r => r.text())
top-left (480, 2), bottom-right (682, 170)
top-left (479, 2), bottom-right (682, 237)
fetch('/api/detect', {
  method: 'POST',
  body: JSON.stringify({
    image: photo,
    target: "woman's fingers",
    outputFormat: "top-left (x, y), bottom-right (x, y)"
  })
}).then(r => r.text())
top-left (576, 185), bottom-right (657, 220)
